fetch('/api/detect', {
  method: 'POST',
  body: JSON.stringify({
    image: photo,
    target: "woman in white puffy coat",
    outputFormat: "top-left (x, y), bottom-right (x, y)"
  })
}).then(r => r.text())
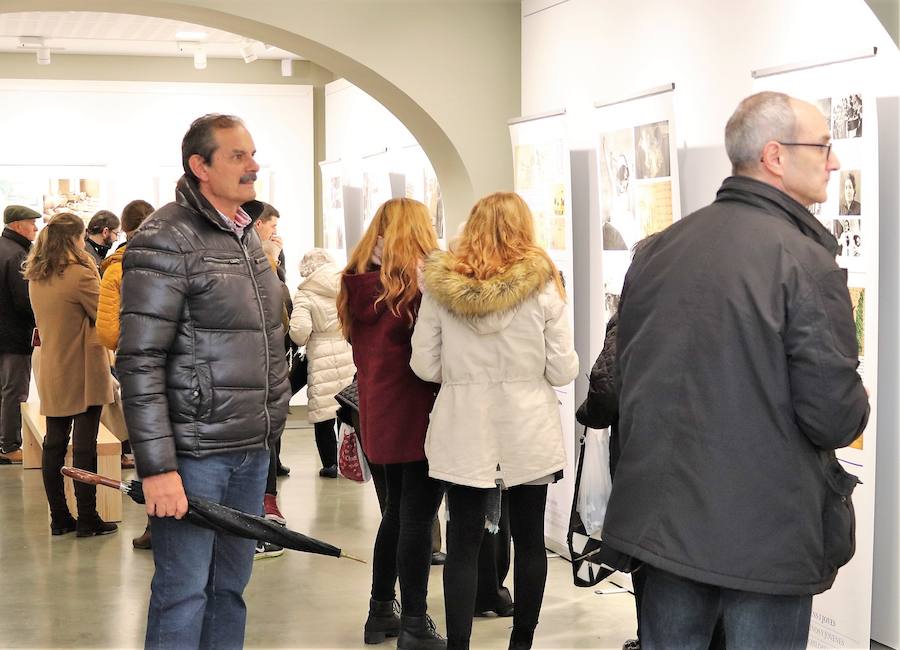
top-left (289, 249), bottom-right (356, 477)
top-left (411, 192), bottom-right (579, 650)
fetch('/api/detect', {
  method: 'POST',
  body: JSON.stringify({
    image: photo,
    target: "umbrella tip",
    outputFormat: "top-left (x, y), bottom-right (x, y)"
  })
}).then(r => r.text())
top-left (340, 552), bottom-right (367, 564)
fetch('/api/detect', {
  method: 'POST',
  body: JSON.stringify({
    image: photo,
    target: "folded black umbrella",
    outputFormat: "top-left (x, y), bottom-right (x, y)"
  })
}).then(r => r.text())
top-left (62, 467), bottom-right (364, 563)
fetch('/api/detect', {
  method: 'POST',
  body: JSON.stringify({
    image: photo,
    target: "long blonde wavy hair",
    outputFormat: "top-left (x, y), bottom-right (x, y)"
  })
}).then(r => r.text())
top-left (23, 212), bottom-right (94, 282)
top-left (337, 198), bottom-right (438, 338)
top-left (453, 192), bottom-right (565, 298)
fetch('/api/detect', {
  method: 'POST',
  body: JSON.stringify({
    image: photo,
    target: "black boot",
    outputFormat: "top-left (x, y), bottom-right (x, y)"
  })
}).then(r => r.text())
top-left (508, 629), bottom-right (534, 650)
top-left (76, 515), bottom-right (118, 537)
top-left (397, 614), bottom-right (447, 650)
top-left (364, 598), bottom-right (401, 644)
top-left (50, 512), bottom-right (77, 536)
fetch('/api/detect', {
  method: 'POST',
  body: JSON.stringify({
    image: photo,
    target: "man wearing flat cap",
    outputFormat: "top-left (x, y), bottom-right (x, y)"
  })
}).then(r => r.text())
top-left (0, 205), bottom-right (40, 464)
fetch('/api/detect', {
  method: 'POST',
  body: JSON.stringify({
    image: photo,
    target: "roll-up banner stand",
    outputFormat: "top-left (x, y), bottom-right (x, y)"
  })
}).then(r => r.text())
top-left (508, 110), bottom-right (576, 556)
top-left (753, 48), bottom-right (880, 650)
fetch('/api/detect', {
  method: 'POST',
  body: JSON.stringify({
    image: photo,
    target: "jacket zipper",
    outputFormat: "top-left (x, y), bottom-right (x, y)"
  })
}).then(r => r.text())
top-left (239, 239), bottom-right (271, 449)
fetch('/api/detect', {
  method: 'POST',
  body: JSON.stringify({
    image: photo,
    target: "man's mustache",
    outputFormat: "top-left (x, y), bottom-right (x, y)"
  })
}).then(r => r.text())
top-left (239, 173), bottom-right (257, 184)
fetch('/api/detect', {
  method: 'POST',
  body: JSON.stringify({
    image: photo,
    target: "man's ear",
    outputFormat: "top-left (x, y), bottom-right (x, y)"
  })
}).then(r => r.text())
top-left (188, 154), bottom-right (209, 182)
top-left (760, 141), bottom-right (785, 177)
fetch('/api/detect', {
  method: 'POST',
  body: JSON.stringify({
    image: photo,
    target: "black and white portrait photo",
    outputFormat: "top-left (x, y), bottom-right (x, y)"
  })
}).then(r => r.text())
top-left (832, 94), bottom-right (863, 139)
top-left (839, 170), bottom-right (861, 216)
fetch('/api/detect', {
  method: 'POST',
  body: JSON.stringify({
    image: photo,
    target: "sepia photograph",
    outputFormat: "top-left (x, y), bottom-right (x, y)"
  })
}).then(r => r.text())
top-left (831, 94), bottom-right (863, 139)
top-left (832, 218), bottom-right (862, 257)
top-left (838, 170), bottom-right (861, 216)
top-left (634, 120), bottom-right (671, 179)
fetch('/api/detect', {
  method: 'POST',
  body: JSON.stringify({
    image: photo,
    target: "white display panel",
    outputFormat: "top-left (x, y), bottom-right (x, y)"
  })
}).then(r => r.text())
top-left (509, 112), bottom-right (576, 556)
top-left (754, 54), bottom-right (880, 650)
top-left (319, 159), bottom-right (346, 266)
top-left (593, 86), bottom-right (682, 320)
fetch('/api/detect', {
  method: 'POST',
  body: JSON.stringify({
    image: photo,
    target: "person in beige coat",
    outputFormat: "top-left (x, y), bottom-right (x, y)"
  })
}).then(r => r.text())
top-left (289, 248), bottom-right (356, 477)
top-left (410, 192), bottom-right (579, 650)
top-left (24, 212), bottom-right (116, 537)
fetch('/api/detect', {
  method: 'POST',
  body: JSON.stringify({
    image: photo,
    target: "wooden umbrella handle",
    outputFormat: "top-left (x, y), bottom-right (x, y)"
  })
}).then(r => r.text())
top-left (61, 466), bottom-right (125, 491)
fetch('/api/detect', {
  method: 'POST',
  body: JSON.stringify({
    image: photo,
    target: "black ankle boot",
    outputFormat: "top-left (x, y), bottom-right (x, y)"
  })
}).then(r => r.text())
top-left (76, 516), bottom-right (118, 537)
top-left (508, 629), bottom-right (534, 650)
top-left (364, 598), bottom-right (401, 644)
top-left (50, 513), bottom-right (77, 536)
top-left (397, 614), bottom-right (446, 650)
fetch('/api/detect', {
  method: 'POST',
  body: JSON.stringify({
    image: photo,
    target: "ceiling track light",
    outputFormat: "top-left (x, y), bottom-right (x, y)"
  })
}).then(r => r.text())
top-left (239, 41), bottom-right (259, 63)
top-left (193, 46), bottom-right (207, 70)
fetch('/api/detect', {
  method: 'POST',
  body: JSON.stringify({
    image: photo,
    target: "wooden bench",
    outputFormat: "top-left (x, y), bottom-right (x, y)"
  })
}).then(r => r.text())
top-left (21, 402), bottom-right (123, 522)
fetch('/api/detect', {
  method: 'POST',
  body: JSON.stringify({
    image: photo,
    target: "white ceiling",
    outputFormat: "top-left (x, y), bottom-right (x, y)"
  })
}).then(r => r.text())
top-left (0, 11), bottom-right (300, 59)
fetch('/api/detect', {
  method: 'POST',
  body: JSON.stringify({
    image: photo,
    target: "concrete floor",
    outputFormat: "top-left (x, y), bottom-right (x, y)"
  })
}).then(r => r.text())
top-left (0, 410), bottom-right (640, 649)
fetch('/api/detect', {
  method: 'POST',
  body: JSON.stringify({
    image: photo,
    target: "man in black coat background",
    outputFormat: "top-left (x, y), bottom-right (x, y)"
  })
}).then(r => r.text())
top-left (603, 92), bottom-right (869, 649)
top-left (0, 205), bottom-right (39, 464)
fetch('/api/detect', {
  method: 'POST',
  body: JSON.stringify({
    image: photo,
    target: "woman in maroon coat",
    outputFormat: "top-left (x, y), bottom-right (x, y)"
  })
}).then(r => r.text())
top-left (338, 198), bottom-right (445, 649)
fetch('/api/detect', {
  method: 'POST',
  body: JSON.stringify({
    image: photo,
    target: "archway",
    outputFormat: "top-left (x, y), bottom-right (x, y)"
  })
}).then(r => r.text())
top-left (0, 0), bottom-right (482, 226)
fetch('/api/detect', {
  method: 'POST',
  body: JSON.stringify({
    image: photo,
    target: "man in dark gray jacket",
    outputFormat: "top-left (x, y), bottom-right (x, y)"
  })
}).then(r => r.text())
top-left (604, 92), bottom-right (869, 649)
top-left (0, 205), bottom-right (39, 464)
top-left (118, 114), bottom-right (290, 649)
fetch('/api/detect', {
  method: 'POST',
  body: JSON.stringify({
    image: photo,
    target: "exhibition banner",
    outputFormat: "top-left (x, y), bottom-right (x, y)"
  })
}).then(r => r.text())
top-left (753, 51), bottom-right (879, 650)
top-left (318, 159), bottom-right (346, 265)
top-left (593, 84), bottom-right (682, 320)
top-left (360, 149), bottom-right (392, 229)
top-left (396, 145), bottom-right (445, 243)
top-left (509, 111), bottom-right (576, 555)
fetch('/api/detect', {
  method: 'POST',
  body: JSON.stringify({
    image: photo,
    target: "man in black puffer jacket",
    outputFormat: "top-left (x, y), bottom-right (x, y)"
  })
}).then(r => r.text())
top-left (117, 114), bottom-right (290, 649)
top-left (604, 92), bottom-right (869, 649)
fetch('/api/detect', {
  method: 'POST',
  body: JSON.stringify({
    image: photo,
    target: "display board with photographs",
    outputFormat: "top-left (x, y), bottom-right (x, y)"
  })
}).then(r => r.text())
top-left (361, 151), bottom-right (392, 229)
top-left (754, 57), bottom-right (878, 649)
top-left (0, 166), bottom-right (106, 229)
top-left (398, 145), bottom-right (445, 243)
top-left (509, 112), bottom-right (575, 556)
top-left (594, 87), bottom-right (681, 323)
top-left (319, 160), bottom-right (346, 264)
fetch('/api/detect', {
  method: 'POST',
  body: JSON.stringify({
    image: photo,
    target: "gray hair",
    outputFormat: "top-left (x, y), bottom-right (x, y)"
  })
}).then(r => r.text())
top-left (724, 92), bottom-right (796, 174)
top-left (299, 248), bottom-right (334, 278)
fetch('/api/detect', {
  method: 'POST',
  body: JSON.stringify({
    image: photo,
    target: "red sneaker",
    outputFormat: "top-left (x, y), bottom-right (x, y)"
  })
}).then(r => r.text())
top-left (263, 493), bottom-right (286, 525)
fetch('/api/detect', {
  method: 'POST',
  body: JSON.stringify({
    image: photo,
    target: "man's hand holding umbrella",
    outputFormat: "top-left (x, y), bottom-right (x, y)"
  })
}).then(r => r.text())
top-left (143, 471), bottom-right (189, 519)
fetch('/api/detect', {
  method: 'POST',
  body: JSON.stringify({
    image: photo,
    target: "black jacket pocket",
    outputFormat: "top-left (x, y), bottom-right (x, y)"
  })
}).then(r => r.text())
top-left (822, 452), bottom-right (860, 571)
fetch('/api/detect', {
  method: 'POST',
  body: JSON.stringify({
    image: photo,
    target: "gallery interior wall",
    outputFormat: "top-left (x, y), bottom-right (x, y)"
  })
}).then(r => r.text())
top-left (0, 0), bottom-right (522, 231)
top-left (0, 78), bottom-right (315, 288)
top-left (521, 0), bottom-right (900, 646)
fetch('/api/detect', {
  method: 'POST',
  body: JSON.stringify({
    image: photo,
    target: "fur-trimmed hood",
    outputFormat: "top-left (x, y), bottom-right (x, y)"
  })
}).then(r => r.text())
top-left (423, 250), bottom-right (556, 334)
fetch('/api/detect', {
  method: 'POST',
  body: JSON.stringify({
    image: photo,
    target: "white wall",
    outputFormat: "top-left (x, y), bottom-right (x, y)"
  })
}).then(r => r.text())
top-left (0, 78), bottom-right (314, 290)
top-left (522, 1), bottom-right (900, 647)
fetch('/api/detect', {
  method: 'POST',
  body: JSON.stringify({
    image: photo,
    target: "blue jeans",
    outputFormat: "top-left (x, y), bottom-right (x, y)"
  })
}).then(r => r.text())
top-left (145, 449), bottom-right (269, 650)
top-left (641, 564), bottom-right (813, 650)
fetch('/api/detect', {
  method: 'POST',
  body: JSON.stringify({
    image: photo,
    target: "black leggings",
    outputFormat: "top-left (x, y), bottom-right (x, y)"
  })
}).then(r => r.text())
top-left (444, 483), bottom-right (549, 646)
top-left (42, 405), bottom-right (103, 521)
top-left (314, 419), bottom-right (337, 469)
top-left (370, 460), bottom-right (444, 616)
top-left (265, 438), bottom-right (282, 496)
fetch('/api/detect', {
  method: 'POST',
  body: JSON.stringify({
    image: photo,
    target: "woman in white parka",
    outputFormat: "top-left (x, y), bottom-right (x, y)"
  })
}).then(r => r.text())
top-left (411, 192), bottom-right (579, 650)
top-left (289, 248), bottom-right (356, 477)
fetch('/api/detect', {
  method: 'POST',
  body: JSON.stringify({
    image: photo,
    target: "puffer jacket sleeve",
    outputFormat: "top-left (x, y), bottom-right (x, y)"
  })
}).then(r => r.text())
top-left (116, 228), bottom-right (187, 477)
top-left (97, 261), bottom-right (122, 351)
top-left (786, 266), bottom-right (869, 449)
top-left (540, 282), bottom-right (579, 387)
top-left (576, 314), bottom-right (619, 428)
top-left (410, 292), bottom-right (442, 383)
top-left (289, 289), bottom-right (313, 347)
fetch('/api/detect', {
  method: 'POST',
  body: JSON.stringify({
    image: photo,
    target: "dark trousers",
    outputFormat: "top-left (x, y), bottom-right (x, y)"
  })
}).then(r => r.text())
top-left (370, 460), bottom-right (443, 552)
top-left (475, 490), bottom-right (511, 608)
top-left (641, 564), bottom-right (812, 650)
top-left (370, 460), bottom-right (444, 616)
top-left (265, 438), bottom-right (282, 496)
top-left (314, 418), bottom-right (337, 469)
top-left (444, 483), bottom-right (548, 646)
top-left (42, 405), bottom-right (102, 521)
top-left (0, 352), bottom-right (30, 453)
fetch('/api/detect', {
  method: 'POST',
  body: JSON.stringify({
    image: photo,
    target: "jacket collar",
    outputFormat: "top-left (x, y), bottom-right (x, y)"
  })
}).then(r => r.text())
top-left (715, 176), bottom-right (839, 256)
top-left (1, 226), bottom-right (32, 251)
top-left (174, 175), bottom-right (261, 237)
top-left (423, 250), bottom-right (557, 318)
